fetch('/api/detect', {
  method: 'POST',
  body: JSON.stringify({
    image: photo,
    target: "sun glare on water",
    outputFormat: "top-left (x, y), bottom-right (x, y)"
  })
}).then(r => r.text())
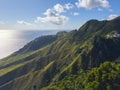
top-left (0, 30), bottom-right (27, 59)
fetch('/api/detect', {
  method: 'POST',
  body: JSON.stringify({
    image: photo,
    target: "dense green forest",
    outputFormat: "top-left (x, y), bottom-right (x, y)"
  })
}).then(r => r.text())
top-left (0, 16), bottom-right (120, 90)
top-left (42, 61), bottom-right (120, 90)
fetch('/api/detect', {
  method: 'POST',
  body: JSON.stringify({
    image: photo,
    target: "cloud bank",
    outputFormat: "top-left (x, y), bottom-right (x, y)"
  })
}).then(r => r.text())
top-left (35, 4), bottom-right (69, 25)
top-left (108, 14), bottom-right (118, 20)
top-left (75, 0), bottom-right (110, 9)
top-left (17, 20), bottom-right (32, 26)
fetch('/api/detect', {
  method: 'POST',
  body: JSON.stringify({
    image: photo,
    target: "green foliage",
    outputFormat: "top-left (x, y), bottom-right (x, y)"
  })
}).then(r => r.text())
top-left (42, 62), bottom-right (120, 90)
top-left (84, 61), bottom-right (120, 90)
top-left (84, 81), bottom-right (100, 90)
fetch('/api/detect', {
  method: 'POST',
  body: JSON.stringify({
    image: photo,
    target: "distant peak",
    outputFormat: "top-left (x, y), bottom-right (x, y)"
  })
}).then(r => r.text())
top-left (87, 19), bottom-right (99, 23)
top-left (112, 16), bottom-right (120, 20)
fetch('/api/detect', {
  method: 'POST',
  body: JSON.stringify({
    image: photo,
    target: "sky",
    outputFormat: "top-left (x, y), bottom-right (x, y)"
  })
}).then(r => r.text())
top-left (0, 0), bottom-right (120, 30)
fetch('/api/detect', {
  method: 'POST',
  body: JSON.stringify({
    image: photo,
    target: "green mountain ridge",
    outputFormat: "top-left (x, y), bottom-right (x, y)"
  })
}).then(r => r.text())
top-left (0, 17), bottom-right (120, 90)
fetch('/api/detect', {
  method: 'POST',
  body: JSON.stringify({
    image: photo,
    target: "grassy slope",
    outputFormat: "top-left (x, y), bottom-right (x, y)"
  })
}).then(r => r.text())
top-left (0, 17), bottom-right (120, 90)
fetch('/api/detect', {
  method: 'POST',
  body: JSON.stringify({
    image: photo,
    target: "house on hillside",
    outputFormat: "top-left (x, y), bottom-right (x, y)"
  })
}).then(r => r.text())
top-left (113, 32), bottom-right (120, 38)
top-left (106, 31), bottom-right (120, 39)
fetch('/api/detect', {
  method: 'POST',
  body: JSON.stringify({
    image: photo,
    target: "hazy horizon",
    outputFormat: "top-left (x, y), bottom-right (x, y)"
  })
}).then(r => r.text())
top-left (0, 30), bottom-right (61, 59)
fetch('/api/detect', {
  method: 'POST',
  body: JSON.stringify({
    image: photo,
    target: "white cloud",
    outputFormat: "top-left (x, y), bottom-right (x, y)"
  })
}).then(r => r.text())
top-left (43, 9), bottom-right (56, 16)
top-left (35, 8), bottom-right (68, 25)
top-left (36, 15), bottom-right (68, 25)
top-left (17, 20), bottom-right (32, 25)
top-left (54, 3), bottom-right (65, 13)
top-left (35, 3), bottom-right (70, 25)
top-left (64, 3), bottom-right (74, 10)
top-left (73, 12), bottom-right (80, 16)
top-left (108, 14), bottom-right (118, 20)
top-left (75, 0), bottom-right (110, 9)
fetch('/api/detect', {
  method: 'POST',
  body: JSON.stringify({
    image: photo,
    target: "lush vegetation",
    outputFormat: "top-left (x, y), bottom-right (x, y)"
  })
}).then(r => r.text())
top-left (42, 61), bottom-right (120, 90)
top-left (0, 16), bottom-right (120, 90)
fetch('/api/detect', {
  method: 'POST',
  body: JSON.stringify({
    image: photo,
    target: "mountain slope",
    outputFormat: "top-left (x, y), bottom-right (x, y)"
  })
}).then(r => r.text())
top-left (14, 35), bottom-right (58, 54)
top-left (0, 17), bottom-right (120, 90)
top-left (42, 61), bottom-right (120, 90)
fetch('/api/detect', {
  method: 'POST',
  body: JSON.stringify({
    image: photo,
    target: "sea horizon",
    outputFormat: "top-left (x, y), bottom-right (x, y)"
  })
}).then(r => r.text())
top-left (0, 29), bottom-right (69, 59)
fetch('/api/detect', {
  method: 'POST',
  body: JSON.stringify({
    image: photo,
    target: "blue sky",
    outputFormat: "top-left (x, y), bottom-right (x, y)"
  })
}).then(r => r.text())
top-left (0, 0), bottom-right (120, 30)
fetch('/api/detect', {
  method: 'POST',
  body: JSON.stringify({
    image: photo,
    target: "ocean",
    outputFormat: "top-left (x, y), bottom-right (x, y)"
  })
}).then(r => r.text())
top-left (0, 30), bottom-right (63, 59)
